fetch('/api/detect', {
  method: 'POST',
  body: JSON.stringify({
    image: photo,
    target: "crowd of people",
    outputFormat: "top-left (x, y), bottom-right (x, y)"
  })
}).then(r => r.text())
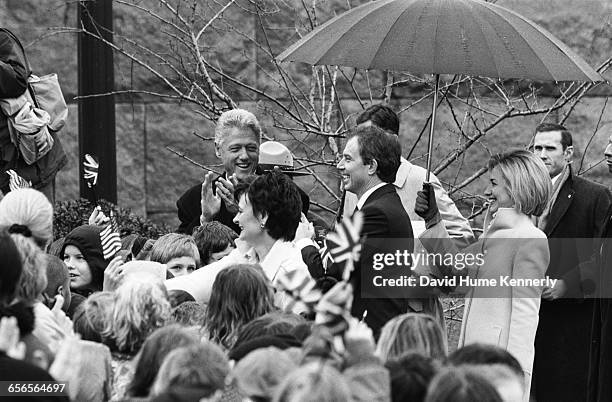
top-left (0, 104), bottom-right (610, 402)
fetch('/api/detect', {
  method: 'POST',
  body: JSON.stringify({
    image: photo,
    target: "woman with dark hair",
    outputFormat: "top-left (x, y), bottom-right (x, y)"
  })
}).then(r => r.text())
top-left (166, 171), bottom-right (311, 313)
top-left (127, 324), bottom-right (200, 398)
top-left (205, 264), bottom-right (275, 349)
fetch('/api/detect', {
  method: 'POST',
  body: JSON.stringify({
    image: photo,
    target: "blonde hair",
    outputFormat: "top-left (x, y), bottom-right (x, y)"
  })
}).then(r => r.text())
top-left (488, 150), bottom-right (552, 217)
top-left (108, 277), bottom-right (171, 355)
top-left (0, 189), bottom-right (53, 249)
top-left (214, 108), bottom-right (262, 146)
top-left (376, 313), bottom-right (447, 362)
top-left (273, 362), bottom-right (351, 402)
top-left (12, 234), bottom-right (47, 303)
top-left (149, 233), bottom-right (200, 267)
top-left (151, 343), bottom-right (229, 397)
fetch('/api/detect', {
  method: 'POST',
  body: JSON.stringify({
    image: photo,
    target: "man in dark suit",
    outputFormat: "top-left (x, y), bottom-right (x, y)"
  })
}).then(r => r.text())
top-left (532, 123), bottom-right (612, 402)
top-left (336, 124), bottom-right (414, 336)
top-left (587, 132), bottom-right (612, 402)
top-left (176, 109), bottom-right (261, 235)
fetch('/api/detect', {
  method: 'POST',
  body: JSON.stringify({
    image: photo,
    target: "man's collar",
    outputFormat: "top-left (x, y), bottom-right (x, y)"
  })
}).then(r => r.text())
top-left (356, 182), bottom-right (387, 210)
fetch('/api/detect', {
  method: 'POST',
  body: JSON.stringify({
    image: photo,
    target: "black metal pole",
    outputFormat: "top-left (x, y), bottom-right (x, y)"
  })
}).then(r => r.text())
top-left (77, 0), bottom-right (116, 204)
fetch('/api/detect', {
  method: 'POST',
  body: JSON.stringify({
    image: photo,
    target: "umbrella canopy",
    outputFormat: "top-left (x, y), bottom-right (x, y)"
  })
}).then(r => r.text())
top-left (278, 0), bottom-right (603, 82)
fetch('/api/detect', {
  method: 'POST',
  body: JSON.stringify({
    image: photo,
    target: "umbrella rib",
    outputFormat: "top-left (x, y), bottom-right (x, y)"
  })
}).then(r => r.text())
top-left (478, 0), bottom-right (598, 81)
top-left (371, 1), bottom-right (422, 70)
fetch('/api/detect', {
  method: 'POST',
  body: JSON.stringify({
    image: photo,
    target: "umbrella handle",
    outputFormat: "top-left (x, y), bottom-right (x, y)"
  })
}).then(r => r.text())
top-left (426, 74), bottom-right (440, 182)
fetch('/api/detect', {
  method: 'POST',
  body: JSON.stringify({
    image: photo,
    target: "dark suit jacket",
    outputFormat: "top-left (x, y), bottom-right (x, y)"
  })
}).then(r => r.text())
top-left (535, 173), bottom-right (612, 402)
top-left (346, 184), bottom-right (414, 336)
top-left (588, 211), bottom-right (612, 402)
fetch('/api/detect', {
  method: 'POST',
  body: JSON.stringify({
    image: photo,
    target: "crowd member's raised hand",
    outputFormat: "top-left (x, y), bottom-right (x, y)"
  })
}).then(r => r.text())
top-left (103, 254), bottom-right (125, 292)
top-left (200, 172), bottom-right (222, 224)
top-left (88, 205), bottom-right (110, 226)
top-left (0, 316), bottom-right (25, 360)
top-left (344, 317), bottom-right (376, 364)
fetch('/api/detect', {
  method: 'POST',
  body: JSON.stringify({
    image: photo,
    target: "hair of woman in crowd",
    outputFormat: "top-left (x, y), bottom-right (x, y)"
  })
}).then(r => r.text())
top-left (73, 291), bottom-right (115, 344)
top-left (149, 233), bottom-right (200, 277)
top-left (273, 362), bottom-right (352, 402)
top-left (233, 171), bottom-right (303, 242)
top-left (376, 313), bottom-right (448, 361)
top-left (0, 226), bottom-right (24, 306)
top-left (447, 343), bottom-right (524, 381)
top-left (127, 324), bottom-right (201, 398)
top-left (425, 366), bottom-right (502, 402)
top-left (231, 346), bottom-right (297, 401)
top-left (150, 342), bottom-right (229, 400)
top-left (0, 188), bottom-right (53, 249)
top-left (386, 351), bottom-right (440, 402)
top-left (171, 301), bottom-right (206, 327)
top-left (204, 263), bottom-right (275, 349)
top-left (11, 231), bottom-right (47, 305)
top-left (488, 149), bottom-right (552, 216)
top-left (107, 277), bottom-right (171, 356)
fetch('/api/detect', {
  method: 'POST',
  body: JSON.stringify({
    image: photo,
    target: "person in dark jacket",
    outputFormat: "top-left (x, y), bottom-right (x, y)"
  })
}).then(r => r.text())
top-left (334, 125), bottom-right (414, 337)
top-left (176, 108), bottom-right (261, 234)
top-left (60, 225), bottom-right (115, 297)
top-left (531, 123), bottom-right (612, 402)
top-left (587, 132), bottom-right (612, 402)
top-left (0, 29), bottom-right (66, 203)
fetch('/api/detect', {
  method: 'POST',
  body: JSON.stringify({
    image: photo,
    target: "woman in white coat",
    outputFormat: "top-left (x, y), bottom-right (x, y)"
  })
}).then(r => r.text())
top-left (415, 150), bottom-right (552, 399)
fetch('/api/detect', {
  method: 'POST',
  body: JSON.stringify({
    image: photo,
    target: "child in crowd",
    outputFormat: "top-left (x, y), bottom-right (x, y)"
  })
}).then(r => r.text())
top-left (60, 225), bottom-right (122, 297)
top-left (149, 233), bottom-right (200, 277)
top-left (192, 221), bottom-right (237, 265)
top-left (43, 254), bottom-right (71, 312)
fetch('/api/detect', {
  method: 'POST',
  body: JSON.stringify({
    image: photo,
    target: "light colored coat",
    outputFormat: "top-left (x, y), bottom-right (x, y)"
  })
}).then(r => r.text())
top-left (420, 208), bottom-right (549, 398)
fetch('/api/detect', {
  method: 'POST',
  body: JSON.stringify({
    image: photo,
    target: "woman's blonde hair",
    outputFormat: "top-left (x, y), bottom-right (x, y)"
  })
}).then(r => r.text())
top-left (108, 277), bottom-right (171, 356)
top-left (273, 362), bottom-right (351, 402)
top-left (0, 189), bottom-right (53, 249)
top-left (488, 150), bottom-right (552, 217)
top-left (376, 313), bottom-right (448, 362)
top-left (12, 233), bottom-right (47, 304)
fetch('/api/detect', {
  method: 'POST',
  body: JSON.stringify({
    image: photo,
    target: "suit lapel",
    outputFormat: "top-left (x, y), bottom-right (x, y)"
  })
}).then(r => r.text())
top-left (361, 183), bottom-right (394, 210)
top-left (544, 176), bottom-right (575, 235)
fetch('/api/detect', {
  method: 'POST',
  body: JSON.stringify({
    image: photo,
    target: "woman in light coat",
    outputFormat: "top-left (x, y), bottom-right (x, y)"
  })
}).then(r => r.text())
top-left (415, 150), bottom-right (552, 400)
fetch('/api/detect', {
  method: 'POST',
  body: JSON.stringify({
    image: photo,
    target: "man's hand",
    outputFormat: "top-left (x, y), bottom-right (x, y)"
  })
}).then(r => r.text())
top-left (201, 172), bottom-right (222, 224)
top-left (215, 174), bottom-right (238, 215)
top-left (415, 182), bottom-right (441, 228)
top-left (542, 279), bottom-right (567, 300)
